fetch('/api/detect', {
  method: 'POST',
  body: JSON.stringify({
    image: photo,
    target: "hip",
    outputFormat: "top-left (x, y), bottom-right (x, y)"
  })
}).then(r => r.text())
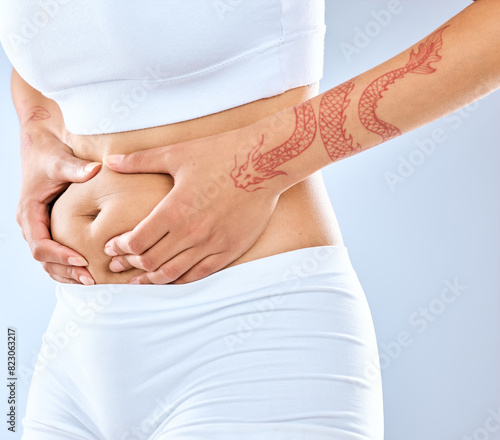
top-left (23, 245), bottom-right (383, 440)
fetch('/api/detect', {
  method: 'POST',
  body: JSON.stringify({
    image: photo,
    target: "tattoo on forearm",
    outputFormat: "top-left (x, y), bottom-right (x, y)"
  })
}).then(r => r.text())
top-left (319, 78), bottom-right (362, 161)
top-left (21, 133), bottom-right (33, 153)
top-left (359, 25), bottom-right (449, 142)
top-left (18, 100), bottom-right (51, 128)
top-left (230, 100), bottom-right (317, 191)
top-left (17, 101), bottom-right (51, 153)
top-left (22, 105), bottom-right (51, 127)
top-left (230, 26), bottom-right (449, 191)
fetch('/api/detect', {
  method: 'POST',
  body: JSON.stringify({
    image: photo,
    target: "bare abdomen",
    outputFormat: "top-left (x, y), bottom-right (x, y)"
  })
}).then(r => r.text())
top-left (51, 84), bottom-right (344, 284)
top-left (51, 168), bottom-right (174, 283)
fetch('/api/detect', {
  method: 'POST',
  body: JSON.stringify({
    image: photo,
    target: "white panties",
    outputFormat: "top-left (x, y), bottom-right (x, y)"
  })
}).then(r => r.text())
top-left (22, 245), bottom-right (384, 440)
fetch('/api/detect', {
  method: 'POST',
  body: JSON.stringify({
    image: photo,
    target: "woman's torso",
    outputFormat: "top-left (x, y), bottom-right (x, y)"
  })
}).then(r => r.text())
top-left (50, 83), bottom-right (344, 284)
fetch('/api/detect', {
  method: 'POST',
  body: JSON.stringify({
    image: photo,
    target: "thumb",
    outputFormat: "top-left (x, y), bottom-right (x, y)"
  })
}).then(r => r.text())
top-left (103, 147), bottom-right (172, 174)
top-left (55, 153), bottom-right (102, 183)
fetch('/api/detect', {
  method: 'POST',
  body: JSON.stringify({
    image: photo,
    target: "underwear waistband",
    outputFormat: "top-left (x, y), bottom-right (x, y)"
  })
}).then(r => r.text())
top-left (55, 245), bottom-right (358, 315)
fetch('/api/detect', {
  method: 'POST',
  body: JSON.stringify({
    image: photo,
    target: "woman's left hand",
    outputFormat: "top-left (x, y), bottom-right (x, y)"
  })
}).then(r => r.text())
top-left (102, 125), bottom-right (285, 284)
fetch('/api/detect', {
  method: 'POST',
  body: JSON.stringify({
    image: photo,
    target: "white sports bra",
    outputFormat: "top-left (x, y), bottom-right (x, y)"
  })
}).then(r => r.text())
top-left (0, 0), bottom-right (325, 135)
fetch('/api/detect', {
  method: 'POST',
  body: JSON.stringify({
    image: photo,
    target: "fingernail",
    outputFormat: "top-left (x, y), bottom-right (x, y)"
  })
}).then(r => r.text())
top-left (104, 245), bottom-right (118, 256)
top-left (79, 275), bottom-right (95, 286)
top-left (68, 256), bottom-right (88, 266)
top-left (109, 259), bottom-right (125, 272)
top-left (103, 154), bottom-right (125, 167)
top-left (83, 162), bottom-right (102, 173)
top-left (128, 279), bottom-right (140, 285)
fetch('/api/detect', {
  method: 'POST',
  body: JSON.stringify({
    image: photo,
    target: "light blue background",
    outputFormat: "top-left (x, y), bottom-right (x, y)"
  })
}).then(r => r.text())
top-left (1, 1), bottom-right (498, 439)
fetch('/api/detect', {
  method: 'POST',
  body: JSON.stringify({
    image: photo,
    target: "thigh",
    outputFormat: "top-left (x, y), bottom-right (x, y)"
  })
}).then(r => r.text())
top-left (21, 308), bottom-right (100, 440)
top-left (23, 248), bottom-right (384, 440)
top-left (151, 278), bottom-right (384, 439)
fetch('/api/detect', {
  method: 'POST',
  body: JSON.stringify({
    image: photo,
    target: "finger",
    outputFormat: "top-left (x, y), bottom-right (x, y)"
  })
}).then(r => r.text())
top-left (108, 255), bottom-right (135, 273)
top-left (109, 233), bottom-right (193, 272)
top-left (103, 147), bottom-right (173, 174)
top-left (17, 200), bottom-right (50, 243)
top-left (42, 262), bottom-right (95, 285)
top-left (21, 202), bottom-right (90, 267)
top-left (172, 253), bottom-right (229, 284)
top-left (128, 248), bottom-right (210, 285)
top-left (31, 238), bottom-right (90, 267)
top-left (51, 153), bottom-right (101, 183)
top-left (49, 274), bottom-right (81, 284)
top-left (104, 191), bottom-right (182, 256)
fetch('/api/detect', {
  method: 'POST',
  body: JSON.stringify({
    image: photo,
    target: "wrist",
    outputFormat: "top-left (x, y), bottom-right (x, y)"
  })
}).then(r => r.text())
top-left (229, 110), bottom-right (292, 195)
top-left (234, 98), bottom-right (330, 195)
top-left (14, 97), bottom-right (68, 144)
top-left (21, 118), bottom-right (67, 144)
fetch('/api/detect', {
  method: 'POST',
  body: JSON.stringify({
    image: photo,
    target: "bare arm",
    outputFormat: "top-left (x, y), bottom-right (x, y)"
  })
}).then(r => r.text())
top-left (231, 0), bottom-right (500, 192)
top-left (11, 68), bottom-right (66, 141)
top-left (102, 0), bottom-right (500, 284)
top-left (12, 68), bottom-right (101, 285)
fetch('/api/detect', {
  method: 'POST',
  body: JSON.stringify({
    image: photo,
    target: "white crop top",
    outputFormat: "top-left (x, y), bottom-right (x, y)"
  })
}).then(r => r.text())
top-left (0, 0), bottom-right (325, 135)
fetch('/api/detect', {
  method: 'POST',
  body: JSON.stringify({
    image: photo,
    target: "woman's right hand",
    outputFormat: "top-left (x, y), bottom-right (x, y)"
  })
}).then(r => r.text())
top-left (16, 128), bottom-right (101, 285)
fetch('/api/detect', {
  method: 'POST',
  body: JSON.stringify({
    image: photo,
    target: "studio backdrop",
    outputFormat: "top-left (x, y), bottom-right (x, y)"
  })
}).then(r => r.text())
top-left (0, 1), bottom-right (498, 440)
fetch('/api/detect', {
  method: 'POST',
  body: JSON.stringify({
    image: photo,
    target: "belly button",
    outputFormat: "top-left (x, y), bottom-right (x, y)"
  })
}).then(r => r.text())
top-left (86, 209), bottom-right (101, 221)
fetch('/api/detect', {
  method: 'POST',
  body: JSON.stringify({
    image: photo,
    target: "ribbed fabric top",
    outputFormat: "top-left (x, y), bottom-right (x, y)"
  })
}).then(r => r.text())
top-left (0, 0), bottom-right (325, 135)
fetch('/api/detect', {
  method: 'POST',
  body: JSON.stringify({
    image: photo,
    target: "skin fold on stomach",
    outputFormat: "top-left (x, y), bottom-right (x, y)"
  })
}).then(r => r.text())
top-left (50, 84), bottom-right (344, 284)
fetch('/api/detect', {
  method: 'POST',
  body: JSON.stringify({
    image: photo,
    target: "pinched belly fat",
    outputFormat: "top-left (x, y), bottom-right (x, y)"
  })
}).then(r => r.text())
top-left (50, 166), bottom-right (174, 284)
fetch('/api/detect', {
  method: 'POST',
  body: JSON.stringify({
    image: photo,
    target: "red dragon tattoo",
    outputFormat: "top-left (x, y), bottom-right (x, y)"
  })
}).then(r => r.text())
top-left (230, 26), bottom-right (449, 189)
top-left (359, 26), bottom-right (449, 142)
top-left (17, 101), bottom-right (51, 153)
top-left (230, 100), bottom-right (317, 191)
top-left (319, 77), bottom-right (362, 161)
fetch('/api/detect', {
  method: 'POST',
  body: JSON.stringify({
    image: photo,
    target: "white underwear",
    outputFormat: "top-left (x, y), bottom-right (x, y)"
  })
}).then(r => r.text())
top-left (22, 245), bottom-right (384, 440)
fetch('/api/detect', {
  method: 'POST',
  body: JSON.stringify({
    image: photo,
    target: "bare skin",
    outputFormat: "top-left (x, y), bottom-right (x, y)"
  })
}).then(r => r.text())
top-left (102, 0), bottom-right (500, 284)
top-left (13, 0), bottom-right (499, 285)
top-left (49, 84), bottom-right (343, 284)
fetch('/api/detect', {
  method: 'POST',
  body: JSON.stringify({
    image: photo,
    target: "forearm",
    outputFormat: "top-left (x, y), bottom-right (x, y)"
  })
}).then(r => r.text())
top-left (10, 74), bottom-right (100, 285)
top-left (235, 0), bottom-right (499, 193)
top-left (11, 68), bottom-right (66, 141)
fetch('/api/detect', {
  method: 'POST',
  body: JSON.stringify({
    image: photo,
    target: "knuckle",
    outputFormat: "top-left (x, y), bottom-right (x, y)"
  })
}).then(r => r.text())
top-left (138, 254), bottom-right (157, 272)
top-left (186, 223), bottom-right (199, 236)
top-left (186, 218), bottom-right (208, 237)
top-left (66, 266), bottom-right (75, 279)
top-left (46, 156), bottom-right (64, 180)
top-left (31, 244), bottom-right (44, 262)
top-left (70, 159), bottom-right (83, 176)
top-left (194, 261), bottom-right (216, 278)
top-left (15, 205), bottom-right (23, 225)
top-left (130, 150), bottom-right (146, 167)
top-left (126, 238), bottom-right (143, 256)
top-left (159, 264), bottom-right (181, 281)
top-left (15, 200), bottom-right (30, 227)
top-left (54, 242), bottom-right (69, 258)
